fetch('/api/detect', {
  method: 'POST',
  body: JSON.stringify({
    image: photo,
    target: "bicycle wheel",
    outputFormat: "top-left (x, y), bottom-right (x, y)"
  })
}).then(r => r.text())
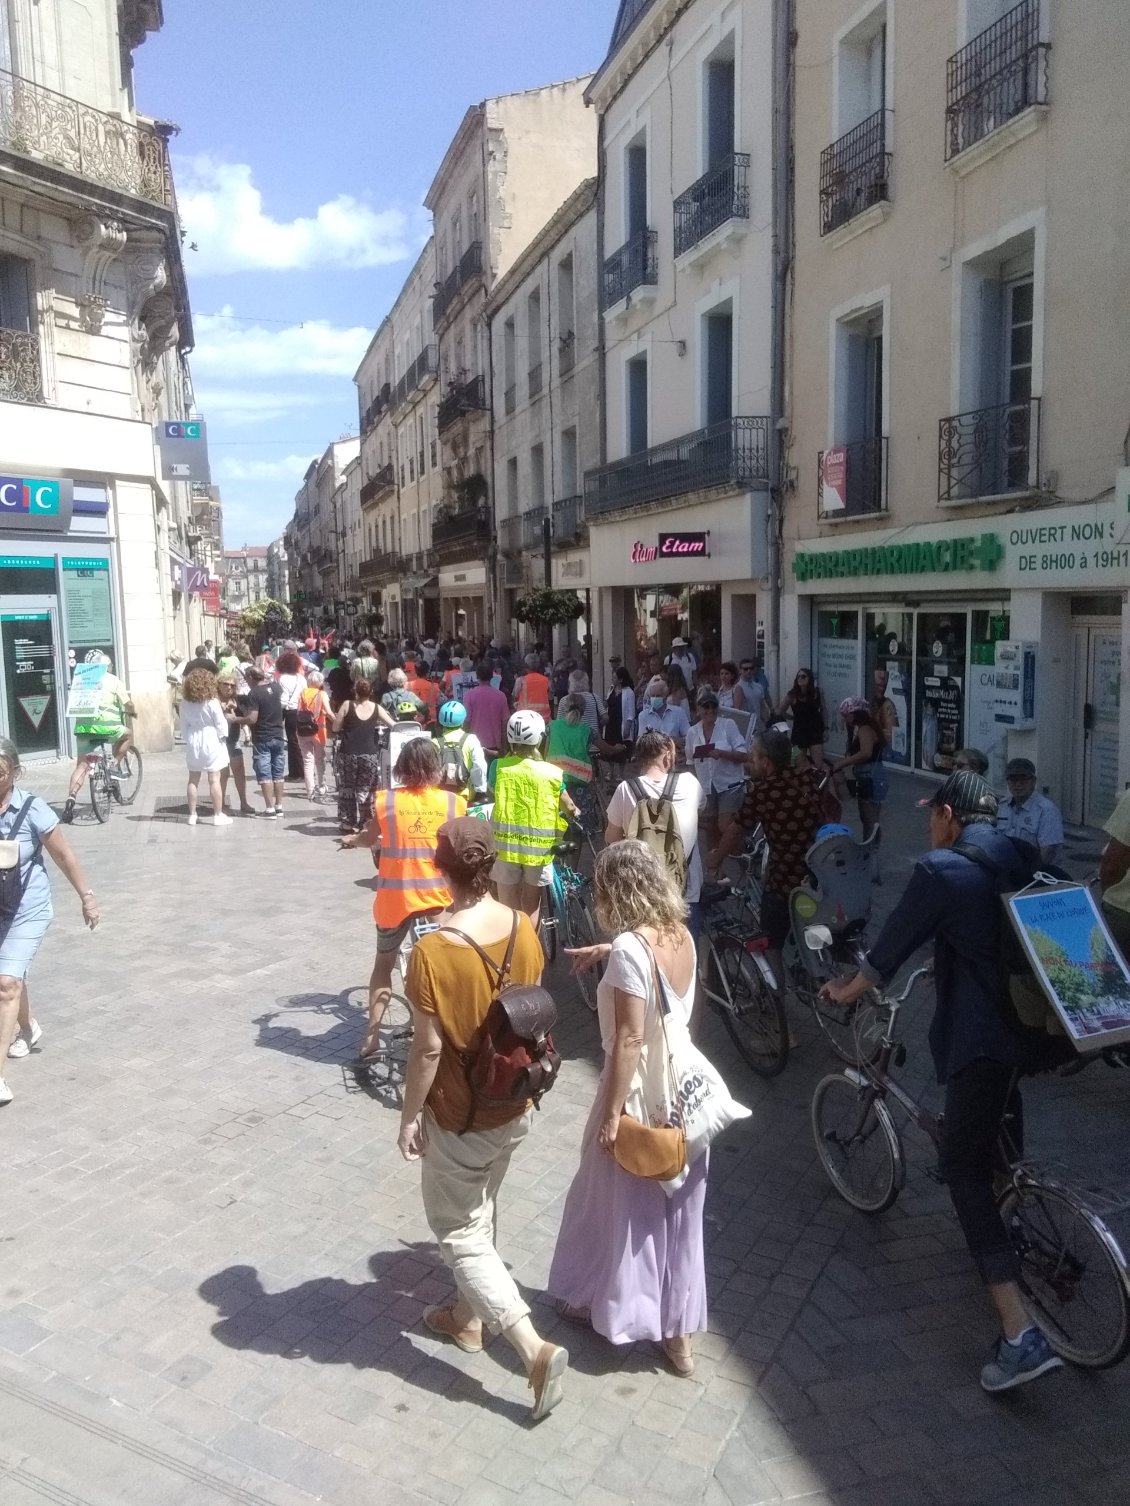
top-left (538, 883), bottom-right (559, 964)
top-left (88, 765), bottom-right (111, 823)
top-left (812, 1071), bottom-right (904, 1213)
top-left (715, 935), bottom-right (788, 1078)
top-left (1001, 1180), bottom-right (1130, 1369)
top-left (111, 748), bottom-right (144, 806)
top-left (564, 889), bottom-right (601, 1012)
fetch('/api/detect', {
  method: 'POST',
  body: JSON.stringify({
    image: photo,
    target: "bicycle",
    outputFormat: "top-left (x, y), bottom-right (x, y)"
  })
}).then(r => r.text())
top-left (85, 739), bottom-right (144, 823)
top-left (698, 847), bottom-right (789, 1077)
top-left (807, 927), bottom-right (1130, 1370)
top-left (540, 825), bottom-right (602, 1010)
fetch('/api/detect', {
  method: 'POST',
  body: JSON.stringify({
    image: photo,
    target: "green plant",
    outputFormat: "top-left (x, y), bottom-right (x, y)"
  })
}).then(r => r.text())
top-left (240, 598), bottom-right (291, 645)
top-left (514, 588), bottom-right (585, 627)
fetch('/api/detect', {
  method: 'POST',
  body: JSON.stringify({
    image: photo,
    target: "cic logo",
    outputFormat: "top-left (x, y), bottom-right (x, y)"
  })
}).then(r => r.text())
top-left (0, 476), bottom-right (62, 516)
top-left (163, 422), bottom-right (203, 440)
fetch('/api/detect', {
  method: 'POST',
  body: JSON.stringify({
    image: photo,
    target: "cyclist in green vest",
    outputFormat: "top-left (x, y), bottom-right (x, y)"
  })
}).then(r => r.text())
top-left (547, 694), bottom-right (626, 828)
top-left (62, 653), bottom-right (135, 824)
top-left (491, 710), bottom-right (576, 925)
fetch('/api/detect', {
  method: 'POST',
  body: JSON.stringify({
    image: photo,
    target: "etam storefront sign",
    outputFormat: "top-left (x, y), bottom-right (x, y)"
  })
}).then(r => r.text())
top-left (0, 475), bottom-right (74, 531)
top-left (631, 531), bottom-right (710, 564)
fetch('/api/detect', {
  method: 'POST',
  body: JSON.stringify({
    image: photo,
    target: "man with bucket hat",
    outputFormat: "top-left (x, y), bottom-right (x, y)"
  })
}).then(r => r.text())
top-left (822, 770), bottom-right (1065, 1395)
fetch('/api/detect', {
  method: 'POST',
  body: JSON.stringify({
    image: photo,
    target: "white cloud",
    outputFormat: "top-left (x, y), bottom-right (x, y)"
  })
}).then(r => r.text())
top-left (177, 156), bottom-right (416, 276)
top-left (214, 454), bottom-right (315, 485)
top-left (196, 387), bottom-right (310, 428)
top-left (192, 308), bottom-right (373, 380)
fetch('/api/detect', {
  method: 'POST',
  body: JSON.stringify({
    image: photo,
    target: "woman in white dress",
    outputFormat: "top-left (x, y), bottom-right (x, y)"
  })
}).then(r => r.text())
top-left (179, 669), bottom-right (232, 827)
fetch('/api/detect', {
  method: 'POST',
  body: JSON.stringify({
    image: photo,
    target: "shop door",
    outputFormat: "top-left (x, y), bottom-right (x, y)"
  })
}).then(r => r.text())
top-left (1069, 624), bottom-right (1121, 827)
top-left (0, 602), bottom-right (63, 760)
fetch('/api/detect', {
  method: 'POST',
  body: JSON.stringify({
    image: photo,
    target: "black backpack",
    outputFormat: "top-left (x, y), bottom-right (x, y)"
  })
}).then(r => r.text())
top-left (955, 835), bottom-right (1076, 1063)
top-left (435, 731), bottom-right (472, 793)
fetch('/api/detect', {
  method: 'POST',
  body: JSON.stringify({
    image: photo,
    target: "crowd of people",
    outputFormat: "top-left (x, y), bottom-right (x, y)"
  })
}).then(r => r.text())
top-left (3, 619), bottom-right (1117, 1421)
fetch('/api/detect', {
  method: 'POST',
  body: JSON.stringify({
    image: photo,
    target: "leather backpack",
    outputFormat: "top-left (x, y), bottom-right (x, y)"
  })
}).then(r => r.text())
top-left (437, 913), bottom-right (561, 1133)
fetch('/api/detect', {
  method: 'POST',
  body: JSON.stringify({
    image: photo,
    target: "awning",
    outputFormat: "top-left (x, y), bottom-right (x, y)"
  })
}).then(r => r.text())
top-left (402, 573), bottom-right (438, 596)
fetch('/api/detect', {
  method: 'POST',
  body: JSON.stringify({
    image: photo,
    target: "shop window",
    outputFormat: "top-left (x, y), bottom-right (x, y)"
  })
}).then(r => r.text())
top-left (915, 611), bottom-right (968, 774)
top-left (815, 609), bottom-right (861, 750)
top-left (865, 608), bottom-right (912, 766)
top-left (966, 608), bottom-right (1011, 786)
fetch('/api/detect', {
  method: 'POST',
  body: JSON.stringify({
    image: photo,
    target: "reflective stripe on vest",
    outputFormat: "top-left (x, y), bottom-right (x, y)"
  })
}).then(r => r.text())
top-left (516, 672), bottom-right (551, 718)
top-left (374, 788), bottom-right (459, 926)
top-left (492, 757), bottom-right (562, 867)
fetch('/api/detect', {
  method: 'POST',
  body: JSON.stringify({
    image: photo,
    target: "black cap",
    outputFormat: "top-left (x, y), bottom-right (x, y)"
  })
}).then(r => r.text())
top-left (1006, 757), bottom-right (1036, 778)
top-left (919, 769), bottom-right (999, 819)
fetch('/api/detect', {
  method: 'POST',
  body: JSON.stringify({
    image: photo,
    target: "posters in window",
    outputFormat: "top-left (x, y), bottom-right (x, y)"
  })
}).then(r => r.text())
top-left (817, 635), bottom-right (860, 747)
top-left (919, 675), bottom-right (963, 773)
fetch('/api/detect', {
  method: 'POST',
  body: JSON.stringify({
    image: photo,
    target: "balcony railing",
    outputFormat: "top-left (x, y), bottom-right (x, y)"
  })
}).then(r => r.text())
top-left (528, 362), bottom-right (543, 400)
top-left (552, 494), bottom-right (586, 547)
top-left (946, 0), bottom-right (1049, 160)
top-left (0, 326), bottom-right (44, 403)
top-left (818, 436), bottom-right (888, 518)
top-left (359, 463), bottom-right (395, 506)
top-left (358, 551), bottom-right (402, 585)
top-left (819, 109), bottom-right (892, 236)
top-left (603, 228), bottom-right (658, 309)
top-left (432, 503), bottom-right (490, 561)
top-left (437, 374), bottom-right (489, 434)
top-left (585, 416), bottom-right (770, 519)
top-left (0, 66), bottom-right (173, 207)
top-left (391, 345), bottom-right (437, 413)
top-left (518, 506), bottom-right (548, 553)
top-left (504, 383), bottom-right (516, 416)
top-left (938, 398), bottom-right (1039, 502)
top-left (674, 152), bottom-right (751, 258)
top-left (433, 241), bottom-right (484, 325)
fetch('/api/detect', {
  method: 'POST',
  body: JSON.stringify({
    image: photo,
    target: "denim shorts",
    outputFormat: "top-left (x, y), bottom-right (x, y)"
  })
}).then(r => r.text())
top-left (252, 736), bottom-right (286, 782)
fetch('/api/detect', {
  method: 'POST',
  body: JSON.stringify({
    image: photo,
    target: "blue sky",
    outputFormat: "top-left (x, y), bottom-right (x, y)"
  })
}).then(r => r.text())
top-left (135, 0), bottom-right (614, 547)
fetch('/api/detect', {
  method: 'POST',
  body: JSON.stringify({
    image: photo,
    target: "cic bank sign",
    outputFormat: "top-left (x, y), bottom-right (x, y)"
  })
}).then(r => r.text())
top-left (0, 474), bottom-right (74, 531)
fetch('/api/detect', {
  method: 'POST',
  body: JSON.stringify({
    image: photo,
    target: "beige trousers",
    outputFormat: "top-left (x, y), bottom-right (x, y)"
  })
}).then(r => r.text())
top-left (420, 1108), bottom-right (532, 1333)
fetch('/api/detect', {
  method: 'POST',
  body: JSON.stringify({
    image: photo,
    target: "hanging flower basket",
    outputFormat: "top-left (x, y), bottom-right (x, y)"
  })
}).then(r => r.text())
top-left (513, 588), bottom-right (585, 627)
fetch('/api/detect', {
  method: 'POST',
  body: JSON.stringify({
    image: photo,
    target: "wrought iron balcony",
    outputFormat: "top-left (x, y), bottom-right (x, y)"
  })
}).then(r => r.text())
top-left (437, 374), bottom-right (488, 434)
top-left (585, 416), bottom-right (770, 519)
top-left (0, 326), bottom-right (44, 403)
top-left (946, 0), bottom-right (1048, 161)
top-left (674, 153), bottom-right (751, 258)
top-left (433, 241), bottom-right (484, 325)
top-left (552, 494), bottom-right (586, 547)
top-left (359, 463), bottom-right (395, 506)
top-left (517, 506), bottom-right (547, 553)
top-left (0, 66), bottom-right (173, 207)
top-left (360, 384), bottom-right (391, 434)
top-left (391, 345), bottom-right (438, 413)
top-left (603, 229), bottom-right (658, 309)
top-left (359, 551), bottom-right (402, 586)
top-left (504, 383), bottom-right (516, 416)
top-left (818, 436), bottom-right (888, 518)
top-left (528, 362), bottom-right (543, 400)
top-left (819, 110), bottom-right (892, 236)
top-left (938, 398), bottom-right (1039, 502)
top-left (432, 502), bottom-right (490, 562)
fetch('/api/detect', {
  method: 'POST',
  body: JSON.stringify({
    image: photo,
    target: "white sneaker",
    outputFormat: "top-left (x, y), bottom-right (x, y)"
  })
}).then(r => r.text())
top-left (187, 812), bottom-right (198, 826)
top-left (0, 1078), bottom-right (12, 1105)
top-left (8, 1020), bottom-right (40, 1058)
top-left (212, 813), bottom-right (234, 826)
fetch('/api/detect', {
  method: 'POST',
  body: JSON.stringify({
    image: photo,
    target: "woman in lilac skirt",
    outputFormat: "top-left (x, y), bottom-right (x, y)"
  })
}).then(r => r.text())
top-left (549, 840), bottom-right (707, 1376)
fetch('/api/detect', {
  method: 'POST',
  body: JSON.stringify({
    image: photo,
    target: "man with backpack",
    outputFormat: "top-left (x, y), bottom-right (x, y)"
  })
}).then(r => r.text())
top-left (605, 730), bottom-right (705, 926)
top-left (821, 769), bottom-right (1066, 1394)
top-left (433, 700), bottom-right (487, 798)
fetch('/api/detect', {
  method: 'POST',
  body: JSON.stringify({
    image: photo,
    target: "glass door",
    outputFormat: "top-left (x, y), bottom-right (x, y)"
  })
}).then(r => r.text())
top-left (1069, 623), bottom-right (1121, 826)
top-left (865, 607), bottom-right (913, 767)
top-left (915, 610), bottom-right (968, 774)
top-left (0, 599), bottom-right (64, 760)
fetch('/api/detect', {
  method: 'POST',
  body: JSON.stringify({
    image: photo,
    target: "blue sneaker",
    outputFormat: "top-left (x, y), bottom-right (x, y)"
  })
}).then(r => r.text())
top-left (980, 1328), bottom-right (1064, 1393)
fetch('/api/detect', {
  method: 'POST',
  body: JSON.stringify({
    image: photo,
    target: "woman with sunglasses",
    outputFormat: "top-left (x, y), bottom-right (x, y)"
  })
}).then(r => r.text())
top-left (779, 668), bottom-right (827, 771)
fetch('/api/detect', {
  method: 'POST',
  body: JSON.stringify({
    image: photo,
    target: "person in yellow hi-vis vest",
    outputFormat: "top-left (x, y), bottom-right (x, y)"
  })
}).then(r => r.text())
top-left (491, 710), bottom-right (577, 926)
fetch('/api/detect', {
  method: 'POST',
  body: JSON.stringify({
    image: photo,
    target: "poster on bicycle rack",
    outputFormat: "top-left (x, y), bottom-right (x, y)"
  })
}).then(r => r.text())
top-left (65, 660), bottom-right (106, 717)
top-left (1006, 882), bottom-right (1130, 1051)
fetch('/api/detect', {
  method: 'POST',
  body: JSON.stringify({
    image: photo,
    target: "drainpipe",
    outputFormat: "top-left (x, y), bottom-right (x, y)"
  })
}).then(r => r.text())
top-left (594, 111), bottom-right (609, 673)
top-left (768, 0), bottom-right (795, 701)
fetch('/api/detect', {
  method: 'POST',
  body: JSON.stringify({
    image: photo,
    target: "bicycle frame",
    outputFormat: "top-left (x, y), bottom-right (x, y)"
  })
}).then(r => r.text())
top-left (843, 994), bottom-right (941, 1149)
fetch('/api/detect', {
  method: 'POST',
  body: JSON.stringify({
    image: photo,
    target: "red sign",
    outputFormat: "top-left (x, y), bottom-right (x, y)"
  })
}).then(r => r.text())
top-left (821, 447), bottom-right (847, 513)
top-left (201, 579), bottom-right (222, 615)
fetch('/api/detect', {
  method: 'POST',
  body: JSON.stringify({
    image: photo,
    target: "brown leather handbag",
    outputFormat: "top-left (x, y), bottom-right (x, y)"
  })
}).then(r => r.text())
top-left (612, 940), bottom-right (687, 1182)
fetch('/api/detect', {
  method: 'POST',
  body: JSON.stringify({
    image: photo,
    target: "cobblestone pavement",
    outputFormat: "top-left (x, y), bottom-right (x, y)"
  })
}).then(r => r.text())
top-left (2, 754), bottom-right (1129, 1506)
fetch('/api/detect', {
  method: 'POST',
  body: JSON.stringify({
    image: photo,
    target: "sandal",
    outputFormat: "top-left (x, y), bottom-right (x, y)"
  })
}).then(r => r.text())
top-left (662, 1338), bottom-right (695, 1378)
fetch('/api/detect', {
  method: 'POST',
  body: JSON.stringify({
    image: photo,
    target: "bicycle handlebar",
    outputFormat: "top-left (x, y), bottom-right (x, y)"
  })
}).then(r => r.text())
top-left (888, 962), bottom-right (934, 1006)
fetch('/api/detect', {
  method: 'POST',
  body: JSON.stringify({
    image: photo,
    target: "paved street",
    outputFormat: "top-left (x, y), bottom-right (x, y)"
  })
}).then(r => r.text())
top-left (1, 753), bottom-right (1129, 1506)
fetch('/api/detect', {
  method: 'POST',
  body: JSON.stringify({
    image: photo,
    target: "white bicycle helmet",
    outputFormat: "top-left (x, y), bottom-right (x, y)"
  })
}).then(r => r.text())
top-left (507, 709), bottom-right (545, 747)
